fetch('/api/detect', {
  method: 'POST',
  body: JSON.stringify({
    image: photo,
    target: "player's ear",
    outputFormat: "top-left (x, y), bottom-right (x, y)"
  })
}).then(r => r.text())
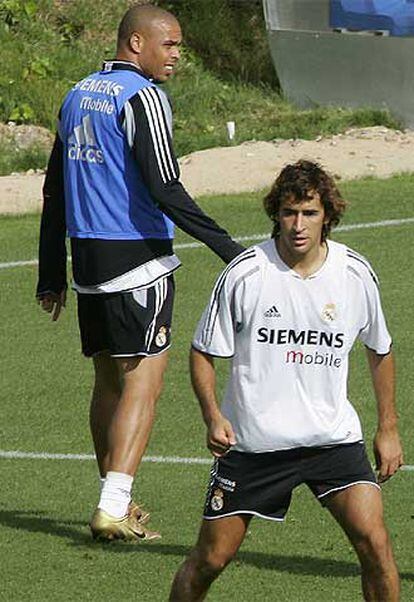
top-left (129, 31), bottom-right (144, 54)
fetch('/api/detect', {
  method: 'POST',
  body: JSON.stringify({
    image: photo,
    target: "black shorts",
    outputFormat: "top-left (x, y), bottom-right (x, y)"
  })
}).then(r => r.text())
top-left (77, 274), bottom-right (174, 357)
top-left (204, 442), bottom-right (378, 521)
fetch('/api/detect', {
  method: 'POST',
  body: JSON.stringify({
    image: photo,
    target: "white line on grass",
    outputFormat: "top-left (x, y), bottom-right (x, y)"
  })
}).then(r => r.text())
top-left (0, 449), bottom-right (412, 471)
top-left (0, 449), bottom-right (211, 465)
top-left (1, 217), bottom-right (414, 270)
top-left (0, 258), bottom-right (39, 269)
top-left (177, 217), bottom-right (414, 249)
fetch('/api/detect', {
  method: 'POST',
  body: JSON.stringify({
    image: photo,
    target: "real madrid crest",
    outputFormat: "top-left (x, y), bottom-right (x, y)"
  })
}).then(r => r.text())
top-left (321, 303), bottom-right (337, 322)
top-left (210, 488), bottom-right (224, 511)
top-left (155, 325), bottom-right (168, 347)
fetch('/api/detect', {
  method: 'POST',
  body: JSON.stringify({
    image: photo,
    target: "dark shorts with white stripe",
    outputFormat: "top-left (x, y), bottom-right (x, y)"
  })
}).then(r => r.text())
top-left (77, 274), bottom-right (174, 357)
top-left (204, 442), bottom-right (378, 522)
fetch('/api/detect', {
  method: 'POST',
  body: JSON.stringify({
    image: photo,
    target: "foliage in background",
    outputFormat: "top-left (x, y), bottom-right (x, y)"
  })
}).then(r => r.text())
top-left (0, 0), bottom-right (400, 172)
top-left (0, 0), bottom-right (130, 130)
top-left (158, 0), bottom-right (279, 88)
top-left (0, 0), bottom-right (37, 30)
top-left (0, 140), bottom-right (49, 175)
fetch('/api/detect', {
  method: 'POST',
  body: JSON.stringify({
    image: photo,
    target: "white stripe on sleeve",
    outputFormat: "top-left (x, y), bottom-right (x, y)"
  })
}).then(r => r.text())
top-left (138, 87), bottom-right (177, 182)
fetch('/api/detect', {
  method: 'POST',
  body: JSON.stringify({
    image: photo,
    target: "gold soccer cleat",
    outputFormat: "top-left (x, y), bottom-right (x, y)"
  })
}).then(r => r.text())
top-left (128, 501), bottom-right (150, 525)
top-left (90, 508), bottom-right (161, 542)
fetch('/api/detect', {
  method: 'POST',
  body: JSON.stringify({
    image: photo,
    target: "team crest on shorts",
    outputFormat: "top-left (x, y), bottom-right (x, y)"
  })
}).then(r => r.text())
top-left (321, 303), bottom-right (337, 322)
top-left (211, 488), bottom-right (224, 511)
top-left (155, 325), bottom-right (168, 348)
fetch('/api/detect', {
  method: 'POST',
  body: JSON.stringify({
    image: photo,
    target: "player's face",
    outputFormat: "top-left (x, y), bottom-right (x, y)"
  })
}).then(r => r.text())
top-left (134, 18), bottom-right (181, 82)
top-left (277, 192), bottom-right (328, 259)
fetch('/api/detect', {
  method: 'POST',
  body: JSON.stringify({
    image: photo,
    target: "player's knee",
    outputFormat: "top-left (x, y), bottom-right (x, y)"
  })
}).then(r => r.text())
top-left (193, 545), bottom-right (235, 581)
top-left (140, 377), bottom-right (164, 407)
top-left (355, 526), bottom-right (393, 567)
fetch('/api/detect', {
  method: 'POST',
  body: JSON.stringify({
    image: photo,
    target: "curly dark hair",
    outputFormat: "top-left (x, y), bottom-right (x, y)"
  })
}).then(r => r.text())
top-left (263, 160), bottom-right (347, 241)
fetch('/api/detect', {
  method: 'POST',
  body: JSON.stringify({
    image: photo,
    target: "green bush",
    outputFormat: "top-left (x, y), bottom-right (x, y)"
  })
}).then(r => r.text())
top-left (0, 0), bottom-right (38, 31)
top-left (159, 0), bottom-right (279, 88)
top-left (0, 139), bottom-right (49, 175)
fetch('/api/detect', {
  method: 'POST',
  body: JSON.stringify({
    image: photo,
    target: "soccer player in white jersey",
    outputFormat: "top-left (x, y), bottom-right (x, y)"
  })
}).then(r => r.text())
top-left (170, 160), bottom-right (404, 601)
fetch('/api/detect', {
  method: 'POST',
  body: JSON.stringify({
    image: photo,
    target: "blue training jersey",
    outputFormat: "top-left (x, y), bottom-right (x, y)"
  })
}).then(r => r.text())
top-left (59, 65), bottom-right (175, 241)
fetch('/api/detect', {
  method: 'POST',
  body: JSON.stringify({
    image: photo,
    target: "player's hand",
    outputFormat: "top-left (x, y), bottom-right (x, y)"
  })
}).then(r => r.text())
top-left (207, 415), bottom-right (236, 458)
top-left (373, 427), bottom-right (404, 483)
top-left (38, 290), bottom-right (67, 321)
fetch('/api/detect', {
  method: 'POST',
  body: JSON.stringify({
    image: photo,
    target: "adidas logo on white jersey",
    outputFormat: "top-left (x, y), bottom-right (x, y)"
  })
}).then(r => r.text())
top-left (264, 305), bottom-right (281, 318)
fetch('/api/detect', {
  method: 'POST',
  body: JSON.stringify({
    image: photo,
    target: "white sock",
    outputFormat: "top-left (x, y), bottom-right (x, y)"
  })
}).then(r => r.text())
top-left (98, 471), bottom-right (133, 518)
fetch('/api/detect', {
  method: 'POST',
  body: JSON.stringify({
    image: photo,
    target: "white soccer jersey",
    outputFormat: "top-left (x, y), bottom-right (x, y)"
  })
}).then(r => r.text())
top-left (193, 240), bottom-right (392, 453)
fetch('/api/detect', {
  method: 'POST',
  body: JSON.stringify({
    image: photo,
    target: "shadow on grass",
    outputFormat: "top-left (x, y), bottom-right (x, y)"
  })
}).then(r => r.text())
top-left (1, 509), bottom-right (413, 582)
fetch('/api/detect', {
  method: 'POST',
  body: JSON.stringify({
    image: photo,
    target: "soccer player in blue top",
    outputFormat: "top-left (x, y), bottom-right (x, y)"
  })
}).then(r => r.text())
top-left (36, 4), bottom-right (244, 542)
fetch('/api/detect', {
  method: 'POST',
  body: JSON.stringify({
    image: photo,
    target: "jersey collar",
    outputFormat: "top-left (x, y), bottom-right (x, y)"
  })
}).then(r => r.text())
top-left (101, 60), bottom-right (151, 81)
top-left (271, 238), bottom-right (331, 280)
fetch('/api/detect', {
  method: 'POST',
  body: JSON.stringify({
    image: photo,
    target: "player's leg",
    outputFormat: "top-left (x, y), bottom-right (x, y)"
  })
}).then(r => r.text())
top-left (305, 443), bottom-right (399, 600)
top-left (102, 277), bottom-right (174, 476)
top-left (86, 276), bottom-right (173, 539)
top-left (77, 293), bottom-right (122, 480)
top-left (171, 449), bottom-right (298, 599)
top-left (90, 351), bottom-right (168, 540)
top-left (90, 351), bottom-right (122, 477)
top-left (170, 515), bottom-right (251, 601)
top-left (326, 484), bottom-right (399, 601)
top-left (90, 353), bottom-right (154, 528)
top-left (90, 350), bottom-right (169, 476)
top-left (83, 276), bottom-right (173, 475)
top-left (106, 350), bottom-right (169, 475)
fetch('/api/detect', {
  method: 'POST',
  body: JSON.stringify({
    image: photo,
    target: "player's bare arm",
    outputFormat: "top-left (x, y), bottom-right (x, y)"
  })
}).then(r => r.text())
top-left (190, 347), bottom-right (236, 457)
top-left (366, 348), bottom-right (404, 482)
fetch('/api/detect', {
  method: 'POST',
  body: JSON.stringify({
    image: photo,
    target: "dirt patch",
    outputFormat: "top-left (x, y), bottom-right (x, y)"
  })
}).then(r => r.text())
top-left (179, 126), bottom-right (414, 196)
top-left (1, 125), bottom-right (414, 214)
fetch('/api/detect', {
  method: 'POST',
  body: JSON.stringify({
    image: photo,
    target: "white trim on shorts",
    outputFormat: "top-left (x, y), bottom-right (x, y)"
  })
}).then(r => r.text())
top-left (109, 344), bottom-right (171, 359)
top-left (317, 480), bottom-right (380, 500)
top-left (203, 510), bottom-right (285, 522)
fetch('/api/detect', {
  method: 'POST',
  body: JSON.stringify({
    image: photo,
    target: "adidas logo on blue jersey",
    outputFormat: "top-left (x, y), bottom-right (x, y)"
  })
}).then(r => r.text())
top-left (68, 114), bottom-right (104, 164)
top-left (264, 305), bottom-right (281, 318)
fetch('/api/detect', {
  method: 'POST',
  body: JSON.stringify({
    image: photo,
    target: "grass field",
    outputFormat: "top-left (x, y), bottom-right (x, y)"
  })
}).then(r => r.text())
top-left (0, 174), bottom-right (413, 601)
